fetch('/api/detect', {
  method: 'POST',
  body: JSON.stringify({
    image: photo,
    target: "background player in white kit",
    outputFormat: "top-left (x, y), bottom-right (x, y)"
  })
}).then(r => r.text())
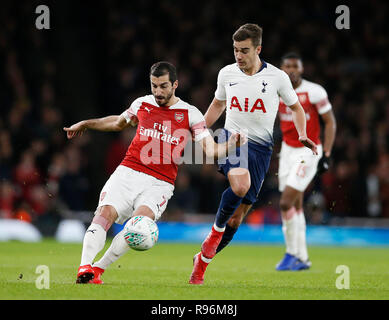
top-left (63, 61), bottom-right (246, 284)
top-left (276, 52), bottom-right (336, 270)
top-left (189, 24), bottom-right (318, 285)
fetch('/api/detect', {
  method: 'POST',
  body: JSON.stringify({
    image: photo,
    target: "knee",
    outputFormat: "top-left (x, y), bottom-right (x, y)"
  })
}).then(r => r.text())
top-left (93, 205), bottom-right (117, 231)
top-left (231, 183), bottom-right (250, 198)
top-left (279, 198), bottom-right (293, 212)
top-left (228, 169), bottom-right (250, 198)
top-left (133, 205), bottom-right (155, 221)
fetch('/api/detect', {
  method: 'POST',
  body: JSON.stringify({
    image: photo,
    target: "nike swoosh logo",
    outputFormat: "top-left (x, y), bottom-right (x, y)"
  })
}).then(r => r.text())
top-left (229, 82), bottom-right (238, 86)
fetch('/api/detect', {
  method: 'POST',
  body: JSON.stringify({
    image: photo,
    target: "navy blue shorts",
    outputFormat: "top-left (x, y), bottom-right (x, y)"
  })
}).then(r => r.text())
top-left (217, 129), bottom-right (273, 205)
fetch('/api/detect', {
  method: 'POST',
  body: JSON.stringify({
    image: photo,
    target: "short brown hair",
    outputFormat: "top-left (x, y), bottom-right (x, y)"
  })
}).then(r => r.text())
top-left (232, 23), bottom-right (263, 47)
top-left (150, 61), bottom-right (177, 84)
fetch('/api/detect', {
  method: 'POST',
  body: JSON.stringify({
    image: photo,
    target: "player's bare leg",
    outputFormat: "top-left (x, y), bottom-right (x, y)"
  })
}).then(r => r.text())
top-left (91, 206), bottom-right (155, 284)
top-left (215, 203), bottom-right (252, 254)
top-left (277, 186), bottom-right (307, 271)
top-left (77, 205), bottom-right (117, 283)
top-left (132, 205), bottom-right (155, 220)
top-left (189, 168), bottom-right (249, 285)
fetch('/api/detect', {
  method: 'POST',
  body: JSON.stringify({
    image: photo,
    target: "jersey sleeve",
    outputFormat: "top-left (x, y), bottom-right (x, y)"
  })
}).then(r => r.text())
top-left (214, 68), bottom-right (227, 101)
top-left (277, 70), bottom-right (298, 107)
top-left (309, 84), bottom-right (332, 114)
top-left (189, 107), bottom-right (211, 142)
top-left (121, 97), bottom-right (142, 123)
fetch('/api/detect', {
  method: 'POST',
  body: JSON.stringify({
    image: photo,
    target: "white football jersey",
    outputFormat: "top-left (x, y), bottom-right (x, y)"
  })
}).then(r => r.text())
top-left (215, 61), bottom-right (298, 146)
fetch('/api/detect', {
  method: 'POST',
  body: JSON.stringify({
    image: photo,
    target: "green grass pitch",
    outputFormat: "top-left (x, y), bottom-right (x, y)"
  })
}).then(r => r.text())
top-left (0, 239), bottom-right (388, 300)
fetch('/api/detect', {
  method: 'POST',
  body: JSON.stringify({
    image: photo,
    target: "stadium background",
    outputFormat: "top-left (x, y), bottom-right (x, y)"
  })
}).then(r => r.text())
top-left (0, 0), bottom-right (388, 243)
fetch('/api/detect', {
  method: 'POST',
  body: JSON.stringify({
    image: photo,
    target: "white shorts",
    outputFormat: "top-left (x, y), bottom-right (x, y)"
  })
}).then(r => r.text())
top-left (96, 165), bottom-right (174, 224)
top-left (278, 142), bottom-right (323, 192)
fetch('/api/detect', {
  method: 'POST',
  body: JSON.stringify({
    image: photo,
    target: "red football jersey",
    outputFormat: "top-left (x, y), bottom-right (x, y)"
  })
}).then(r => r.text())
top-left (278, 79), bottom-right (332, 147)
top-left (120, 95), bottom-right (209, 185)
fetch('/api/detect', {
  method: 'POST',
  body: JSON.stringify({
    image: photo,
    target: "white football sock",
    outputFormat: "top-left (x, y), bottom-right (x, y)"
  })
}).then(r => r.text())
top-left (93, 230), bottom-right (130, 270)
top-left (80, 223), bottom-right (107, 266)
top-left (296, 211), bottom-right (309, 262)
top-left (282, 210), bottom-right (299, 256)
top-left (200, 254), bottom-right (212, 264)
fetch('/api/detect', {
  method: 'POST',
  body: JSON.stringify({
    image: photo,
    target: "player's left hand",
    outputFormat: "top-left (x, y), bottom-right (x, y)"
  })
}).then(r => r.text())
top-left (317, 155), bottom-right (330, 175)
top-left (298, 136), bottom-right (318, 155)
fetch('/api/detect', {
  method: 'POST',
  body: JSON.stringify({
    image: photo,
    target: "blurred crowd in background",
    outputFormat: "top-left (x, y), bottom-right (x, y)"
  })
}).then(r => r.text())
top-left (0, 0), bottom-right (388, 235)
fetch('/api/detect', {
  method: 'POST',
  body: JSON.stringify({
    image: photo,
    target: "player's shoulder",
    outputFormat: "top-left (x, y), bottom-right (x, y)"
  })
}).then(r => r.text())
top-left (170, 98), bottom-right (202, 114)
top-left (221, 63), bottom-right (238, 72)
top-left (263, 62), bottom-right (294, 91)
top-left (264, 61), bottom-right (280, 72)
top-left (171, 98), bottom-right (205, 124)
top-left (300, 79), bottom-right (328, 97)
top-left (128, 94), bottom-right (154, 107)
top-left (261, 61), bottom-right (283, 75)
top-left (134, 94), bottom-right (155, 104)
top-left (301, 79), bottom-right (326, 90)
top-left (263, 62), bottom-right (291, 83)
top-left (218, 63), bottom-right (240, 77)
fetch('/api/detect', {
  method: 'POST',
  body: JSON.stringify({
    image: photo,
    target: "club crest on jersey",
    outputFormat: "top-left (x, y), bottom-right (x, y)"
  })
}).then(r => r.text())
top-left (174, 112), bottom-right (185, 123)
top-left (261, 81), bottom-right (268, 93)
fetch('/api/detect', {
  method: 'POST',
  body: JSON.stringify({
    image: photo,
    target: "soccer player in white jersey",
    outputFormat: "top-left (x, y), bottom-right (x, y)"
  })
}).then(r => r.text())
top-left (63, 61), bottom-right (246, 284)
top-left (189, 24), bottom-right (318, 285)
top-left (275, 52), bottom-right (336, 270)
top-left (205, 52), bottom-right (337, 273)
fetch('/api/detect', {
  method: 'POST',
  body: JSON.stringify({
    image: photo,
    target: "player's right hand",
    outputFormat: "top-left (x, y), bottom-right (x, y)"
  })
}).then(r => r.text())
top-left (63, 121), bottom-right (87, 139)
top-left (298, 136), bottom-right (318, 155)
top-left (228, 131), bottom-right (248, 149)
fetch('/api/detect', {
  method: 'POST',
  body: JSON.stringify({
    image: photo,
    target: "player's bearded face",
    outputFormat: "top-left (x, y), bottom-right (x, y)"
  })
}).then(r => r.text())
top-left (154, 88), bottom-right (173, 106)
top-left (150, 75), bottom-right (177, 106)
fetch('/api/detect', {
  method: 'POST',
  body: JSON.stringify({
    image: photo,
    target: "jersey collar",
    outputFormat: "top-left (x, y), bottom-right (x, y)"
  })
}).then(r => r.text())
top-left (257, 59), bottom-right (267, 73)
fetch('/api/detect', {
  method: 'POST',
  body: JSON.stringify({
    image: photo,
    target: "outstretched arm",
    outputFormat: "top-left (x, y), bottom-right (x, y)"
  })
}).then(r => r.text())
top-left (63, 114), bottom-right (135, 139)
top-left (288, 101), bottom-right (318, 155)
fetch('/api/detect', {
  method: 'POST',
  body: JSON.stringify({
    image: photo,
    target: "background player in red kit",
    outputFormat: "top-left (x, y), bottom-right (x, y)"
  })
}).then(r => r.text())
top-left (276, 52), bottom-right (336, 270)
top-left (64, 61), bottom-right (246, 284)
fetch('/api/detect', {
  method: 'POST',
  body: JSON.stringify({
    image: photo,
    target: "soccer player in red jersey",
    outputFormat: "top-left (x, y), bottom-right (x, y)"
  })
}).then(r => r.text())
top-left (275, 52), bottom-right (336, 270)
top-left (64, 61), bottom-right (246, 284)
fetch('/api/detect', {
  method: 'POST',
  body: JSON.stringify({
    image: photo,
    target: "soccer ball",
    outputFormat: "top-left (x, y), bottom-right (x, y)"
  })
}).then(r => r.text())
top-left (123, 216), bottom-right (159, 251)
